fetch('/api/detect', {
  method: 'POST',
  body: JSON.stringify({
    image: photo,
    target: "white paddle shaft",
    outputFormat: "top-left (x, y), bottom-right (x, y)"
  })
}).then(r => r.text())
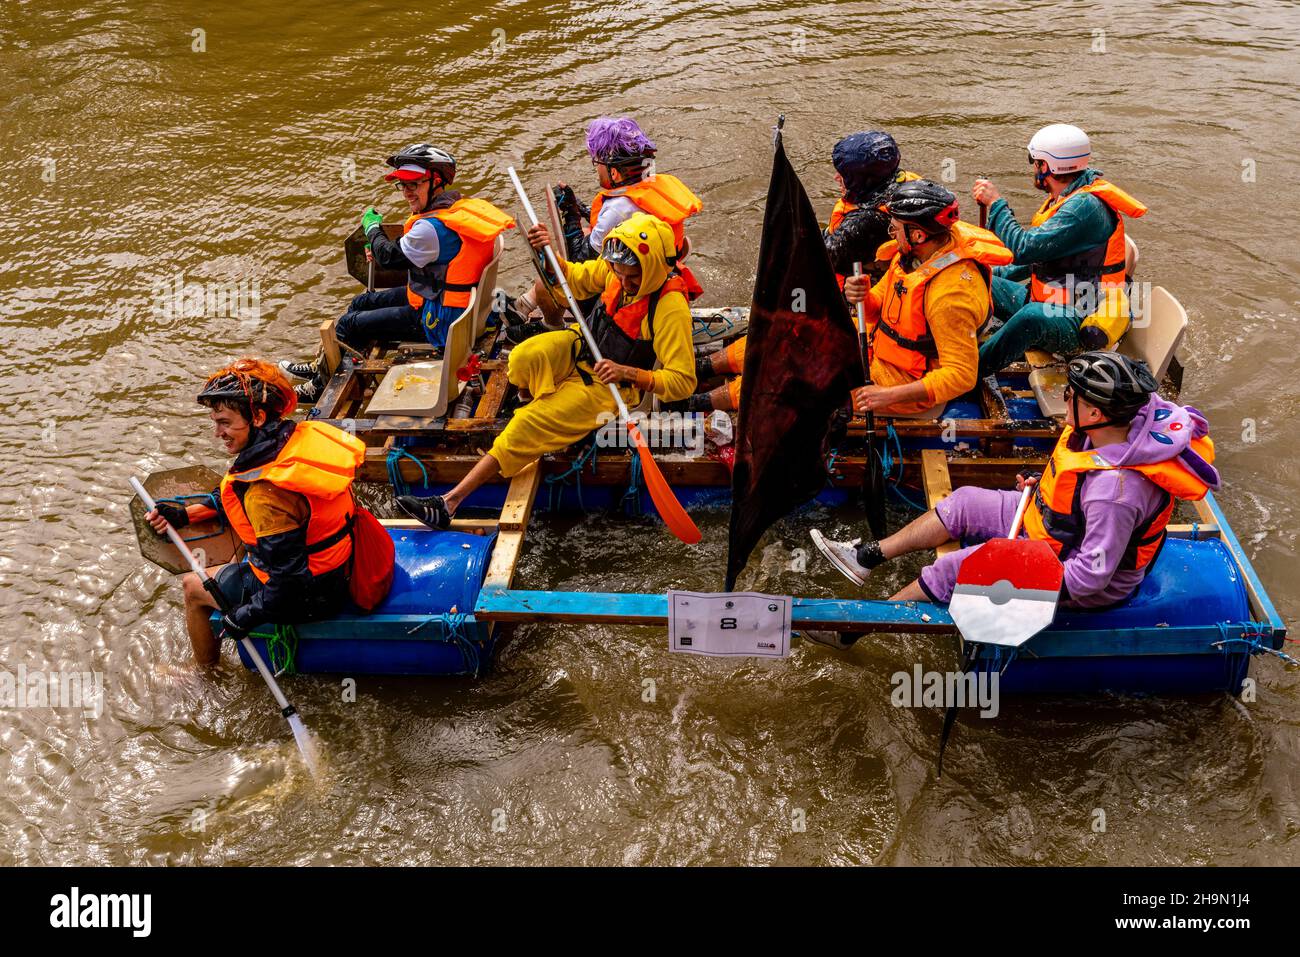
top-left (1008, 483), bottom-right (1034, 539)
top-left (507, 166), bottom-right (632, 422)
top-left (852, 262), bottom-right (866, 335)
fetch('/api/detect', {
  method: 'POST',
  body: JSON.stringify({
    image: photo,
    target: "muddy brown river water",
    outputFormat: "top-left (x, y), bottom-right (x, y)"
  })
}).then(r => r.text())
top-left (1, 0), bottom-right (1297, 865)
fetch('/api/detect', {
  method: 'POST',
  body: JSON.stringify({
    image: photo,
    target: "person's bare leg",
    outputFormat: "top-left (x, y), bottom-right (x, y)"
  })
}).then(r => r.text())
top-left (442, 453), bottom-right (503, 514)
top-left (707, 383), bottom-right (735, 411)
top-left (889, 580), bottom-right (929, 602)
top-left (877, 509), bottom-right (952, 560)
top-left (181, 568), bottom-right (225, 666)
top-left (533, 280), bottom-right (567, 328)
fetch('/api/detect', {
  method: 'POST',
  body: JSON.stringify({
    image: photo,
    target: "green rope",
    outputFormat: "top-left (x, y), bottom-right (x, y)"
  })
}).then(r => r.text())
top-left (250, 623), bottom-right (299, 676)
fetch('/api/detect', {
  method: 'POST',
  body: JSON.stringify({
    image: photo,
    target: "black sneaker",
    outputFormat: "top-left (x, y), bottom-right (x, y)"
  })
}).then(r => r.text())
top-left (279, 359), bottom-right (319, 381)
top-left (295, 377), bottom-right (323, 404)
top-left (505, 320), bottom-right (547, 346)
top-left (397, 494), bottom-right (451, 531)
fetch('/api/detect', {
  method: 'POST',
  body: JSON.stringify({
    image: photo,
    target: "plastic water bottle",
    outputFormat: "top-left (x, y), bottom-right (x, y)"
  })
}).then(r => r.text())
top-left (451, 381), bottom-right (480, 418)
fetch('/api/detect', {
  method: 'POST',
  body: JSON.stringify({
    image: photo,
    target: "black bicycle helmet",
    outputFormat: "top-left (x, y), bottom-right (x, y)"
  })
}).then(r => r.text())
top-left (1066, 350), bottom-right (1158, 427)
top-left (885, 180), bottom-right (960, 233)
top-left (385, 143), bottom-right (456, 185)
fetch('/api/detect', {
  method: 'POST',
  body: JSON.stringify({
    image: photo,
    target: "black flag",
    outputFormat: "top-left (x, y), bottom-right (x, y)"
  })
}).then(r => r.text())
top-left (725, 125), bottom-right (865, 591)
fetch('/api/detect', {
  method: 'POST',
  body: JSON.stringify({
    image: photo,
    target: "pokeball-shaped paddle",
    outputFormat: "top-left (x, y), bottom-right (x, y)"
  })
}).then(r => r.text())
top-left (947, 484), bottom-right (1064, 648)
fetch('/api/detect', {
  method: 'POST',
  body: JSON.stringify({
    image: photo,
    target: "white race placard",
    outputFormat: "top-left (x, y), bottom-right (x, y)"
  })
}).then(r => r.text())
top-left (667, 590), bottom-right (792, 659)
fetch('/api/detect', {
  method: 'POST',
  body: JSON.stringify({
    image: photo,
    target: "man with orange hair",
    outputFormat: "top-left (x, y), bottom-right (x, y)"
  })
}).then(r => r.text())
top-left (146, 359), bottom-right (367, 665)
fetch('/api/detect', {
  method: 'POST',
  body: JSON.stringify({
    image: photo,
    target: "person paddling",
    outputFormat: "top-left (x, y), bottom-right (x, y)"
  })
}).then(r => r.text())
top-left (145, 359), bottom-right (371, 665)
top-left (506, 118), bottom-right (703, 341)
top-left (281, 144), bottom-right (514, 401)
top-left (805, 352), bottom-right (1218, 648)
top-left (398, 213), bottom-right (700, 530)
top-left (684, 130), bottom-right (920, 414)
top-left (972, 124), bottom-right (1148, 376)
top-left (839, 181), bottom-right (1012, 418)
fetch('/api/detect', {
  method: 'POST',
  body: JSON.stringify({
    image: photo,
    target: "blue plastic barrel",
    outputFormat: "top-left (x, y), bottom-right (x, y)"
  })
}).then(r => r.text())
top-left (231, 528), bottom-right (497, 676)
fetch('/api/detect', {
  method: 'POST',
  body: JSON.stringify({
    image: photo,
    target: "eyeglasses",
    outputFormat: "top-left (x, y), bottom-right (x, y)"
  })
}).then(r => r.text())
top-left (394, 177), bottom-right (430, 192)
top-left (1063, 384), bottom-right (1074, 401)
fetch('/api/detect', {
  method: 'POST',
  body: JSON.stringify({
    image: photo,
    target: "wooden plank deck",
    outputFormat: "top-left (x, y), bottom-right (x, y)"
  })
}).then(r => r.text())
top-left (921, 449), bottom-right (959, 557)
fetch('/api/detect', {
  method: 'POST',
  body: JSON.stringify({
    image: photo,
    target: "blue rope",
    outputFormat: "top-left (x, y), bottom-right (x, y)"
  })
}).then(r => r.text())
top-left (544, 438), bottom-right (600, 512)
top-left (693, 311), bottom-right (736, 340)
top-left (1213, 624), bottom-right (1298, 666)
top-left (877, 424), bottom-right (928, 512)
top-left (405, 611), bottom-right (483, 677)
top-left (386, 446), bottom-right (429, 498)
top-left (621, 449), bottom-right (644, 518)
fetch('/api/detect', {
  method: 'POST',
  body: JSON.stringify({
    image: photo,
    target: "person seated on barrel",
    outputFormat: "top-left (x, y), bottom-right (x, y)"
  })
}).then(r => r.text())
top-left (397, 212), bottom-right (700, 530)
top-left (506, 117), bottom-right (703, 340)
top-left (804, 352), bottom-right (1217, 649)
top-left (683, 129), bottom-right (921, 414)
top-left (840, 180), bottom-right (1012, 419)
top-left (146, 359), bottom-right (366, 666)
top-left (281, 143), bottom-right (514, 402)
top-left (971, 123), bottom-right (1147, 377)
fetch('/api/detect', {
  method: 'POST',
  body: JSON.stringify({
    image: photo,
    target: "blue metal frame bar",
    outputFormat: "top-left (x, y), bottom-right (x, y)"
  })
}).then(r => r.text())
top-left (473, 588), bottom-right (1267, 659)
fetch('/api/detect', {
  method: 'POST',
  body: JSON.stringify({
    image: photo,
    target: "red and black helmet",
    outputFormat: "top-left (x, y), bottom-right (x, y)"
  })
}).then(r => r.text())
top-left (884, 180), bottom-right (960, 234)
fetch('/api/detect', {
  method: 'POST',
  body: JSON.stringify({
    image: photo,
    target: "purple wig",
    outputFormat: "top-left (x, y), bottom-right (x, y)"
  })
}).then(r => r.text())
top-left (586, 117), bottom-right (657, 164)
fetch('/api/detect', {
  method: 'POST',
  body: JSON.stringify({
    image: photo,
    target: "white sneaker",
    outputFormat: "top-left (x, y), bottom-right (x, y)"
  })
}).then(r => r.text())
top-left (810, 528), bottom-right (871, 587)
top-left (800, 630), bottom-right (863, 650)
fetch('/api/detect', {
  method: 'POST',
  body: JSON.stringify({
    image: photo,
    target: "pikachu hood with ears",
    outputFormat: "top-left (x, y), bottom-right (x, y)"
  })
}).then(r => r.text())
top-left (597, 211), bottom-right (677, 302)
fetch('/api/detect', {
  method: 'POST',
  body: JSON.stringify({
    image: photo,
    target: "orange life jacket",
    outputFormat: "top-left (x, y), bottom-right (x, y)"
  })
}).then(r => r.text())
top-left (1023, 424), bottom-right (1215, 572)
top-left (583, 270), bottom-right (702, 372)
top-left (1028, 178), bottom-right (1147, 305)
top-left (404, 197), bottom-right (515, 310)
top-left (827, 170), bottom-right (922, 234)
top-left (588, 174), bottom-right (703, 249)
top-left (870, 221), bottom-right (1014, 378)
top-left (219, 421), bottom-right (366, 585)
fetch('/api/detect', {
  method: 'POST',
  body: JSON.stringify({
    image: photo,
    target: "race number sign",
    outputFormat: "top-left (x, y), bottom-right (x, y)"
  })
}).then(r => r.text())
top-left (667, 591), bottom-right (792, 659)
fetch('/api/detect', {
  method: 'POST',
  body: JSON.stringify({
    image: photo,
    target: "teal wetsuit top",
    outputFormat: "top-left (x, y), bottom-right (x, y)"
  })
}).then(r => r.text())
top-left (985, 167), bottom-right (1117, 282)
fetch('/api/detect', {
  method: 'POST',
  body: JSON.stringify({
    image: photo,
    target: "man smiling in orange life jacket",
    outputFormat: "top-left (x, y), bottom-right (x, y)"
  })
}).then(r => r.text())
top-left (280, 144), bottom-right (514, 403)
top-left (504, 117), bottom-right (703, 341)
top-left (145, 359), bottom-right (369, 666)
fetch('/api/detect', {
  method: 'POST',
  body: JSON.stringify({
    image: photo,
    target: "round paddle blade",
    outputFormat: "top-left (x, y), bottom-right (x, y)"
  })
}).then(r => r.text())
top-left (628, 423), bottom-right (702, 544)
top-left (949, 538), bottom-right (1064, 648)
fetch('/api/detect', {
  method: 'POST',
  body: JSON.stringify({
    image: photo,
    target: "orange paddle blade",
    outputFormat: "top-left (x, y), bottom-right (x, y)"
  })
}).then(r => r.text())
top-left (627, 421), bottom-right (701, 544)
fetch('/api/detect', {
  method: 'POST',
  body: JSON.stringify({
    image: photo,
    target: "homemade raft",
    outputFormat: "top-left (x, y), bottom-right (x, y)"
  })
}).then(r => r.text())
top-left (190, 227), bottom-right (1285, 694)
